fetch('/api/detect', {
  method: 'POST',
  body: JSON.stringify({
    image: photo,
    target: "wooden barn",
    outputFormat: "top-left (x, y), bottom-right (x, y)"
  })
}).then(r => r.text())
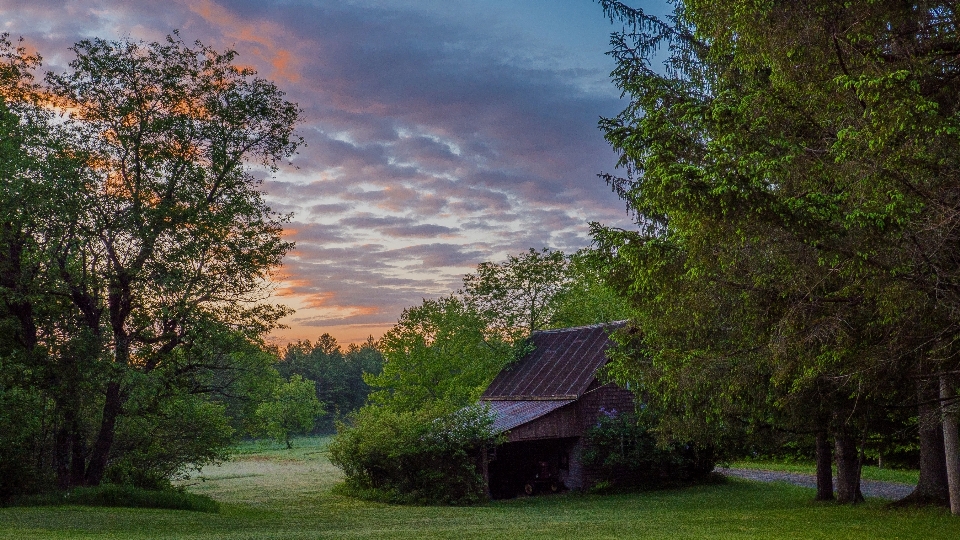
top-left (480, 321), bottom-right (636, 498)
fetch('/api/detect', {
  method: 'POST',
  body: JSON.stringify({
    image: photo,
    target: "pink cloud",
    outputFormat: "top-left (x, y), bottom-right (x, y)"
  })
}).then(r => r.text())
top-left (5, 0), bottom-right (635, 345)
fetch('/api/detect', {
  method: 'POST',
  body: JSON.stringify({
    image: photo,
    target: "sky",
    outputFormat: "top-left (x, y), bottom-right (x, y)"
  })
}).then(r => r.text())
top-left (1, 0), bottom-right (670, 345)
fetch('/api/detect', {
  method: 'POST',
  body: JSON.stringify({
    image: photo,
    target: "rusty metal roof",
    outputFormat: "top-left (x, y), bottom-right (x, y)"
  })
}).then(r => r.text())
top-left (481, 321), bottom-right (625, 400)
top-left (483, 399), bottom-right (574, 433)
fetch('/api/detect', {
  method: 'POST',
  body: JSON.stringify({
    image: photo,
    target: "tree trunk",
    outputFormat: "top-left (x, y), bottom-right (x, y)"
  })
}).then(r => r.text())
top-left (941, 375), bottom-right (960, 516)
top-left (835, 432), bottom-right (864, 504)
top-left (815, 431), bottom-right (834, 501)
top-left (481, 444), bottom-right (491, 500)
top-left (85, 295), bottom-right (131, 486)
top-left (70, 417), bottom-right (88, 488)
top-left (898, 378), bottom-right (949, 506)
top-left (54, 424), bottom-right (71, 490)
top-left (84, 382), bottom-right (122, 486)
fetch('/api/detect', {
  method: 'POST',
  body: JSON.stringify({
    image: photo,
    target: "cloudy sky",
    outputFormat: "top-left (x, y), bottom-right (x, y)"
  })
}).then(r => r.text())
top-left (2, 0), bottom-right (668, 344)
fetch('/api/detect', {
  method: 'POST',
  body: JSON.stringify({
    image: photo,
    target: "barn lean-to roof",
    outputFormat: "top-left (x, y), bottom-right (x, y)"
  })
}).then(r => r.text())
top-left (485, 399), bottom-right (575, 433)
top-left (481, 321), bottom-right (626, 401)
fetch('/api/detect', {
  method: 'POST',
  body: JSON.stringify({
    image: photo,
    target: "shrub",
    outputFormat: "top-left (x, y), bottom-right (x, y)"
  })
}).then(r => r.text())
top-left (0, 385), bottom-right (48, 502)
top-left (105, 394), bottom-right (234, 490)
top-left (581, 409), bottom-right (715, 489)
top-left (329, 404), bottom-right (495, 505)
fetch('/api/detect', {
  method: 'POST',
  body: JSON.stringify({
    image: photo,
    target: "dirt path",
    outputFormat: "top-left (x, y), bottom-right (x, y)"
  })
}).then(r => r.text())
top-left (718, 467), bottom-right (914, 501)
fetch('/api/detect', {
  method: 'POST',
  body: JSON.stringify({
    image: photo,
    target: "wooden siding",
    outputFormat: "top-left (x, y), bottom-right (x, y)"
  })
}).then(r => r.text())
top-left (501, 381), bottom-right (636, 443)
top-left (504, 401), bottom-right (581, 442)
top-left (577, 380), bottom-right (638, 430)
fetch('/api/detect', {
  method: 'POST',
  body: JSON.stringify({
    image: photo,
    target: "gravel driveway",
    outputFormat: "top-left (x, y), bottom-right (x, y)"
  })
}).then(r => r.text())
top-left (718, 467), bottom-right (914, 501)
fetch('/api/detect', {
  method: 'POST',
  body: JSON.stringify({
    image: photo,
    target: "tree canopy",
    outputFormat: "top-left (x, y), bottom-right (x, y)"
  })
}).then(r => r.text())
top-left (0, 32), bottom-right (301, 498)
top-left (592, 0), bottom-right (960, 506)
top-left (277, 334), bottom-right (383, 432)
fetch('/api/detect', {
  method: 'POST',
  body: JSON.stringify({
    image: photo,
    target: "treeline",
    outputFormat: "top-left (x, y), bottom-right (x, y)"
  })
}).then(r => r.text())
top-left (276, 335), bottom-right (383, 434)
top-left (0, 34), bottom-right (319, 501)
top-left (591, 0), bottom-right (960, 510)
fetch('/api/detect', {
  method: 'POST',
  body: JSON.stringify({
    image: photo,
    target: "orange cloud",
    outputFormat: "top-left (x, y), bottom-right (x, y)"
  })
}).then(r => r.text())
top-left (268, 322), bottom-right (393, 347)
top-left (184, 0), bottom-right (301, 83)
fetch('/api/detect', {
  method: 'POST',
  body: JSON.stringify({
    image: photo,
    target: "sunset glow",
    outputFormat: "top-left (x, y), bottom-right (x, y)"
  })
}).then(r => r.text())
top-left (2, 0), bottom-right (665, 345)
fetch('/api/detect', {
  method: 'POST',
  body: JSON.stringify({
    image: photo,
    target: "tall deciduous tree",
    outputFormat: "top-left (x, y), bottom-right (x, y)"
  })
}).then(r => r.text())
top-left (461, 248), bottom-right (570, 336)
top-left (42, 34), bottom-right (301, 486)
top-left (549, 249), bottom-right (633, 329)
top-left (0, 32), bottom-right (301, 493)
top-left (368, 295), bottom-right (516, 412)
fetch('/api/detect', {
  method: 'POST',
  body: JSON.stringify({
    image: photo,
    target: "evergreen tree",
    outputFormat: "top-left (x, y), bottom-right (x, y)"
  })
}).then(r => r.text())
top-left (592, 0), bottom-right (960, 506)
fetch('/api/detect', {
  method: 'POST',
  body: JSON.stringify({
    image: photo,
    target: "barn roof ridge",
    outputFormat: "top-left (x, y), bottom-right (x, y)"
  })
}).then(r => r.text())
top-left (530, 320), bottom-right (628, 336)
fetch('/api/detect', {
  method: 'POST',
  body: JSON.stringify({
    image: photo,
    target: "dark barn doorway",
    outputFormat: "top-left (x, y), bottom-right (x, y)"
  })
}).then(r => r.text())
top-left (488, 437), bottom-right (577, 499)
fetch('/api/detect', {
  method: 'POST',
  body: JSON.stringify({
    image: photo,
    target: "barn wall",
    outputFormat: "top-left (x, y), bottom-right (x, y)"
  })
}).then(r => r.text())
top-left (574, 382), bottom-right (637, 488)
top-left (504, 402), bottom-right (581, 442)
top-left (577, 381), bottom-right (637, 427)
top-left (487, 382), bottom-right (638, 495)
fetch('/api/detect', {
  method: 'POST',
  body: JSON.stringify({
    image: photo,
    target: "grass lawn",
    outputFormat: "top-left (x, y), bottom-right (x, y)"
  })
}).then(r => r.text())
top-left (1, 437), bottom-right (956, 539)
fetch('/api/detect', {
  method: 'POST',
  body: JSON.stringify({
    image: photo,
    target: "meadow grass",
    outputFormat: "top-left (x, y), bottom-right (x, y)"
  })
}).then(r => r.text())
top-left (1, 436), bottom-right (956, 539)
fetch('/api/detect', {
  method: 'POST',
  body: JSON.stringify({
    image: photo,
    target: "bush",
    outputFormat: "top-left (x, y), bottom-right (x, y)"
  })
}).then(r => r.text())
top-left (0, 385), bottom-right (48, 502)
top-left (10, 484), bottom-right (219, 512)
top-left (105, 394), bottom-right (234, 490)
top-left (329, 404), bottom-right (495, 505)
top-left (581, 409), bottom-right (715, 490)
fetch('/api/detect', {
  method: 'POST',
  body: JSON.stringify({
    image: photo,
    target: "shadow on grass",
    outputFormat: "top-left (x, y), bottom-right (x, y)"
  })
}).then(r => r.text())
top-left (9, 484), bottom-right (219, 513)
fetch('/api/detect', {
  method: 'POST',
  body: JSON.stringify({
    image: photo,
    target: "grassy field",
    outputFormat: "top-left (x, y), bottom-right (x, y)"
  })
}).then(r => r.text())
top-left (1, 437), bottom-right (957, 539)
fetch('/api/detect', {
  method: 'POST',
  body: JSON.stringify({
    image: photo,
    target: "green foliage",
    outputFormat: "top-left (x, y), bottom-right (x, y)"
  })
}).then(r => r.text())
top-left (368, 295), bottom-right (517, 412)
top-left (582, 409), bottom-right (716, 490)
top-left (0, 31), bottom-right (301, 496)
top-left (549, 250), bottom-right (633, 329)
top-left (329, 405), bottom-right (495, 505)
top-left (255, 375), bottom-right (325, 449)
top-left (461, 247), bottom-right (632, 334)
top-left (462, 248), bottom-right (570, 334)
top-left (11, 484), bottom-right (218, 513)
top-left (0, 384), bottom-right (48, 501)
top-left (590, 2), bottom-right (954, 477)
top-left (106, 394), bottom-right (235, 490)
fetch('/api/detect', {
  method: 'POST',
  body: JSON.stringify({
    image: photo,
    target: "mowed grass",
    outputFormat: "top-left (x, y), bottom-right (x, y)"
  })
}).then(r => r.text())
top-left (1, 437), bottom-right (956, 540)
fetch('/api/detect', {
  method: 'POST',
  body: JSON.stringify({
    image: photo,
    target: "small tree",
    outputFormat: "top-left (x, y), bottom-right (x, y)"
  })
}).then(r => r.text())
top-left (256, 375), bottom-right (325, 449)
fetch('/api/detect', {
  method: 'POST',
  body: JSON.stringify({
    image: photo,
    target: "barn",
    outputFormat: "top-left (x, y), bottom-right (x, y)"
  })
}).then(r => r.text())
top-left (480, 321), bottom-right (636, 498)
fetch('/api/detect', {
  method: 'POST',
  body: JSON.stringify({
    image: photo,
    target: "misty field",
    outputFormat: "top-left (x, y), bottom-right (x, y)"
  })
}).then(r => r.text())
top-left (1, 436), bottom-right (958, 540)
